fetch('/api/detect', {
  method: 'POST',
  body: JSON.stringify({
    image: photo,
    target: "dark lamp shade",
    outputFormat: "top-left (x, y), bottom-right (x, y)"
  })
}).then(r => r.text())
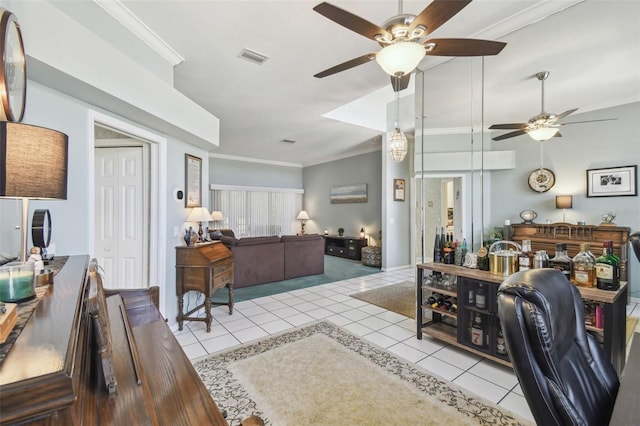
top-left (555, 195), bottom-right (573, 209)
top-left (1, 121), bottom-right (68, 199)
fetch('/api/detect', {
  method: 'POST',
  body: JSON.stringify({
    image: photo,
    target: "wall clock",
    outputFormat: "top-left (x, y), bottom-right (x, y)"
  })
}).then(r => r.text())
top-left (528, 168), bottom-right (555, 193)
top-left (0, 10), bottom-right (26, 122)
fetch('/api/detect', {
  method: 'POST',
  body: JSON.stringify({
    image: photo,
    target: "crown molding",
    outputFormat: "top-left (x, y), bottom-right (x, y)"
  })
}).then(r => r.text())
top-left (93, 0), bottom-right (184, 66)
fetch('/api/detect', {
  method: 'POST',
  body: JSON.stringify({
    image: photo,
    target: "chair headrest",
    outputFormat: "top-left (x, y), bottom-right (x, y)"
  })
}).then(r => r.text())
top-left (498, 269), bottom-right (578, 353)
top-left (630, 231), bottom-right (640, 263)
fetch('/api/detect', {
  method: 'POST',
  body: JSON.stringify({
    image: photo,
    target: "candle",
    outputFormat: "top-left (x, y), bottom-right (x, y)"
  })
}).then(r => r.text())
top-left (0, 263), bottom-right (35, 302)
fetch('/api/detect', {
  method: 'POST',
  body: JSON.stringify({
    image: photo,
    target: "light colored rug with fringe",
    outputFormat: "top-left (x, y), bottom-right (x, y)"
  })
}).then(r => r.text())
top-left (193, 321), bottom-right (531, 426)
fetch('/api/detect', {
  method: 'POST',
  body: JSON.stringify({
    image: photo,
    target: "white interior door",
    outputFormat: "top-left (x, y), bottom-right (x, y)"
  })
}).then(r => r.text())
top-left (95, 146), bottom-right (148, 289)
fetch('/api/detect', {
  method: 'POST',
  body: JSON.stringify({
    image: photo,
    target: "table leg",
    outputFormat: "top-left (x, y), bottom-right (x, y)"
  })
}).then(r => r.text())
top-left (227, 283), bottom-right (234, 314)
top-left (177, 295), bottom-right (184, 331)
top-left (205, 297), bottom-right (212, 332)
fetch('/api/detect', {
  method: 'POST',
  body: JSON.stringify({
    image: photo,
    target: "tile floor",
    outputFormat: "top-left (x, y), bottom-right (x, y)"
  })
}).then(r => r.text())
top-left (173, 267), bottom-right (640, 424)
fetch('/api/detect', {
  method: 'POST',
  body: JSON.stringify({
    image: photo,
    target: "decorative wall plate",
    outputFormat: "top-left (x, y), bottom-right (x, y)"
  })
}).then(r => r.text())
top-left (0, 10), bottom-right (26, 122)
top-left (528, 168), bottom-right (555, 193)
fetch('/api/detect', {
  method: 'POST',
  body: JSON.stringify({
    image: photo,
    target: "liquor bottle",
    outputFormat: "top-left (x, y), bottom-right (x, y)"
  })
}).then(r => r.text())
top-left (518, 240), bottom-right (533, 271)
top-left (427, 295), bottom-right (437, 307)
top-left (433, 227), bottom-right (442, 263)
top-left (596, 241), bottom-right (620, 291)
top-left (458, 239), bottom-right (468, 266)
top-left (496, 326), bottom-right (507, 355)
top-left (471, 314), bottom-right (485, 348)
top-left (571, 243), bottom-right (596, 287)
top-left (549, 243), bottom-right (572, 280)
top-left (475, 283), bottom-right (487, 310)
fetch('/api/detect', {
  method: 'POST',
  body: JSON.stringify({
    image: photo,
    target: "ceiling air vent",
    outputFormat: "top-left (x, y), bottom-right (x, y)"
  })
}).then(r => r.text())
top-left (278, 139), bottom-right (297, 145)
top-left (238, 48), bottom-right (269, 65)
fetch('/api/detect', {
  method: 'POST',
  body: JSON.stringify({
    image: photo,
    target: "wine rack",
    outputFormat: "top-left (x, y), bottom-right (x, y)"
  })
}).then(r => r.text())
top-left (416, 263), bottom-right (629, 374)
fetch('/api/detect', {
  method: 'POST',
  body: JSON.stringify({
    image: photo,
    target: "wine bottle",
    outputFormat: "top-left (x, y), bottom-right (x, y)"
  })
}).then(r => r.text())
top-left (496, 327), bottom-right (507, 355)
top-left (439, 227), bottom-right (446, 263)
top-left (475, 283), bottom-right (487, 309)
top-left (433, 227), bottom-right (441, 263)
top-left (596, 241), bottom-right (620, 290)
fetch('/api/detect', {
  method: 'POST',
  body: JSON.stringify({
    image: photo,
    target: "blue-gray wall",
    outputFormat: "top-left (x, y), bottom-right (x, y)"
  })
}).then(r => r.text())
top-left (303, 151), bottom-right (382, 245)
top-left (209, 157), bottom-right (302, 189)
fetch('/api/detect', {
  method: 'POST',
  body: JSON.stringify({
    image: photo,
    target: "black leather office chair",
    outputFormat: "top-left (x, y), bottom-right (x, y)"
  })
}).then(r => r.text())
top-left (630, 231), bottom-right (640, 263)
top-left (497, 269), bottom-right (619, 426)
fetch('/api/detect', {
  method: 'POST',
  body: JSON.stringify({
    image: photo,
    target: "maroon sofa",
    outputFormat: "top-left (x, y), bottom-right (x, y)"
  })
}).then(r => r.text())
top-left (216, 231), bottom-right (324, 288)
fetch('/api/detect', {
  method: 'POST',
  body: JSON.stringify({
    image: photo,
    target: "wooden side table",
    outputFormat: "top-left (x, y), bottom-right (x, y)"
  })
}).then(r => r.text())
top-left (175, 241), bottom-right (234, 332)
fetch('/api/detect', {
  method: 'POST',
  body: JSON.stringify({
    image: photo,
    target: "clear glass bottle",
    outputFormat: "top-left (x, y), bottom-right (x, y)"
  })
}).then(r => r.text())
top-left (596, 240), bottom-right (620, 291)
top-left (518, 240), bottom-right (533, 271)
top-left (571, 243), bottom-right (596, 287)
top-left (471, 314), bottom-right (485, 348)
top-left (549, 243), bottom-right (572, 280)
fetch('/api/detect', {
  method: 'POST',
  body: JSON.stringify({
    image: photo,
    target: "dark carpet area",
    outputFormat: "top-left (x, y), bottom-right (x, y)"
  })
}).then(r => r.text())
top-left (213, 255), bottom-right (380, 303)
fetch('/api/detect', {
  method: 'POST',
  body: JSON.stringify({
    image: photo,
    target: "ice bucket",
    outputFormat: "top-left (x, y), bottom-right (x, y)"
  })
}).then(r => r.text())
top-left (0, 261), bottom-right (36, 302)
top-left (489, 241), bottom-right (521, 276)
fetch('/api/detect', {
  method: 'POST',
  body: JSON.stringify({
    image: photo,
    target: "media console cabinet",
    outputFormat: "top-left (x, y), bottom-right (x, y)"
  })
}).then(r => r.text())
top-left (416, 263), bottom-right (628, 375)
top-left (324, 235), bottom-right (367, 260)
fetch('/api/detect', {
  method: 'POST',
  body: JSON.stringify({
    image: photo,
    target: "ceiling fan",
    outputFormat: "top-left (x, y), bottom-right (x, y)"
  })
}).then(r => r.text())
top-left (313, 0), bottom-right (506, 92)
top-left (489, 71), bottom-right (615, 141)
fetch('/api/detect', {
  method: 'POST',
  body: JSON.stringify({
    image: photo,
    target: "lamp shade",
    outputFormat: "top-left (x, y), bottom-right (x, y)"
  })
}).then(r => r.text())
top-left (296, 210), bottom-right (310, 220)
top-left (528, 127), bottom-right (559, 141)
top-left (375, 42), bottom-right (425, 76)
top-left (556, 195), bottom-right (573, 209)
top-left (388, 128), bottom-right (408, 162)
top-left (187, 207), bottom-right (212, 222)
top-left (210, 210), bottom-right (224, 221)
top-left (0, 122), bottom-right (68, 199)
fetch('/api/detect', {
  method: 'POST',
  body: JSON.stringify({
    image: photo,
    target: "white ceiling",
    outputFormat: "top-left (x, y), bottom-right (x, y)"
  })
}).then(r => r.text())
top-left (75, 1), bottom-right (640, 166)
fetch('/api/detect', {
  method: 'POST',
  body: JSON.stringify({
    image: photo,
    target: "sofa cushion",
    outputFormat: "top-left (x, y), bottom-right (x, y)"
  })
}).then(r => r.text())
top-left (280, 234), bottom-right (322, 242)
top-left (235, 236), bottom-right (281, 246)
top-left (219, 235), bottom-right (237, 246)
top-left (209, 229), bottom-right (235, 240)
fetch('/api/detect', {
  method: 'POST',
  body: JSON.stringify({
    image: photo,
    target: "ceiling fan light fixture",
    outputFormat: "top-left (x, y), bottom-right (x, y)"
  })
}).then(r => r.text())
top-left (375, 41), bottom-right (425, 76)
top-left (388, 128), bottom-right (408, 162)
top-left (528, 127), bottom-right (559, 141)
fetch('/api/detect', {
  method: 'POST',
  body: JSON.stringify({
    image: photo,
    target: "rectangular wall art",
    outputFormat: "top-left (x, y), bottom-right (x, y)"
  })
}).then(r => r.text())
top-left (586, 165), bottom-right (637, 197)
top-left (330, 184), bottom-right (368, 204)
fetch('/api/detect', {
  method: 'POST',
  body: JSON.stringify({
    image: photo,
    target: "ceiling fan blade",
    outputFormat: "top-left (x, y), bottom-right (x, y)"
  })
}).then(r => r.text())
top-left (492, 129), bottom-right (528, 141)
top-left (391, 74), bottom-right (411, 92)
top-left (424, 38), bottom-right (507, 56)
top-left (489, 123), bottom-right (527, 130)
top-left (408, 0), bottom-right (471, 36)
top-left (561, 118), bottom-right (617, 125)
top-left (313, 2), bottom-right (391, 42)
top-left (554, 108), bottom-right (578, 120)
top-left (314, 53), bottom-right (376, 78)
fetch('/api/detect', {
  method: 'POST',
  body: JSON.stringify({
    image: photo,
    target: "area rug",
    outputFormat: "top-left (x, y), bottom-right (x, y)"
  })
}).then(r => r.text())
top-left (193, 321), bottom-right (530, 426)
top-left (350, 281), bottom-right (415, 318)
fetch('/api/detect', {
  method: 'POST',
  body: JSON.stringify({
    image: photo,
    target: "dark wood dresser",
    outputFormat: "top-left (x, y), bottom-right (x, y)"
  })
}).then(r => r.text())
top-left (0, 255), bottom-right (228, 425)
top-left (175, 241), bottom-right (234, 332)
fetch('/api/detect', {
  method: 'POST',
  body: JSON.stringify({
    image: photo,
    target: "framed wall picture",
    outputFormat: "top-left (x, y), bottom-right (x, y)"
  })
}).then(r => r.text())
top-left (185, 154), bottom-right (202, 207)
top-left (586, 165), bottom-right (637, 197)
top-left (393, 178), bottom-right (405, 201)
top-left (330, 183), bottom-right (367, 204)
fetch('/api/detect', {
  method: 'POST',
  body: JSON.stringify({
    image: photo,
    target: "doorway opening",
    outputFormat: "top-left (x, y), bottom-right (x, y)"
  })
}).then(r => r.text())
top-left (89, 111), bottom-right (167, 307)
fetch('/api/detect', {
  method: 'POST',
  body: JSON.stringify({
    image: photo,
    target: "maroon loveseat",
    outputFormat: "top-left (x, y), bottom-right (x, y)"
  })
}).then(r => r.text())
top-left (216, 231), bottom-right (324, 288)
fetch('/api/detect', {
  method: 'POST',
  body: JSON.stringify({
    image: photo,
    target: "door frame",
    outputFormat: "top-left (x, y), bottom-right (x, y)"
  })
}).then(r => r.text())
top-left (87, 110), bottom-right (167, 309)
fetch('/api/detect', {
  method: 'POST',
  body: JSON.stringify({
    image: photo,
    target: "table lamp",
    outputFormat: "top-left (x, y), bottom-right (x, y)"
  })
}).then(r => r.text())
top-left (187, 207), bottom-right (213, 241)
top-left (296, 210), bottom-right (310, 234)
top-left (1, 122), bottom-right (68, 262)
top-left (555, 195), bottom-right (573, 223)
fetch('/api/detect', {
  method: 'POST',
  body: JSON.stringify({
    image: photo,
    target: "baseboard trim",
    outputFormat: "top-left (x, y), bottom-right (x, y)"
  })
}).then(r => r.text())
top-left (381, 264), bottom-right (414, 272)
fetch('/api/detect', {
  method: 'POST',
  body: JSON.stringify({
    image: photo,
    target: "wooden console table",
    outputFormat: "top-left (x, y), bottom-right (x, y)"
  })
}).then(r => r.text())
top-left (175, 241), bottom-right (234, 332)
